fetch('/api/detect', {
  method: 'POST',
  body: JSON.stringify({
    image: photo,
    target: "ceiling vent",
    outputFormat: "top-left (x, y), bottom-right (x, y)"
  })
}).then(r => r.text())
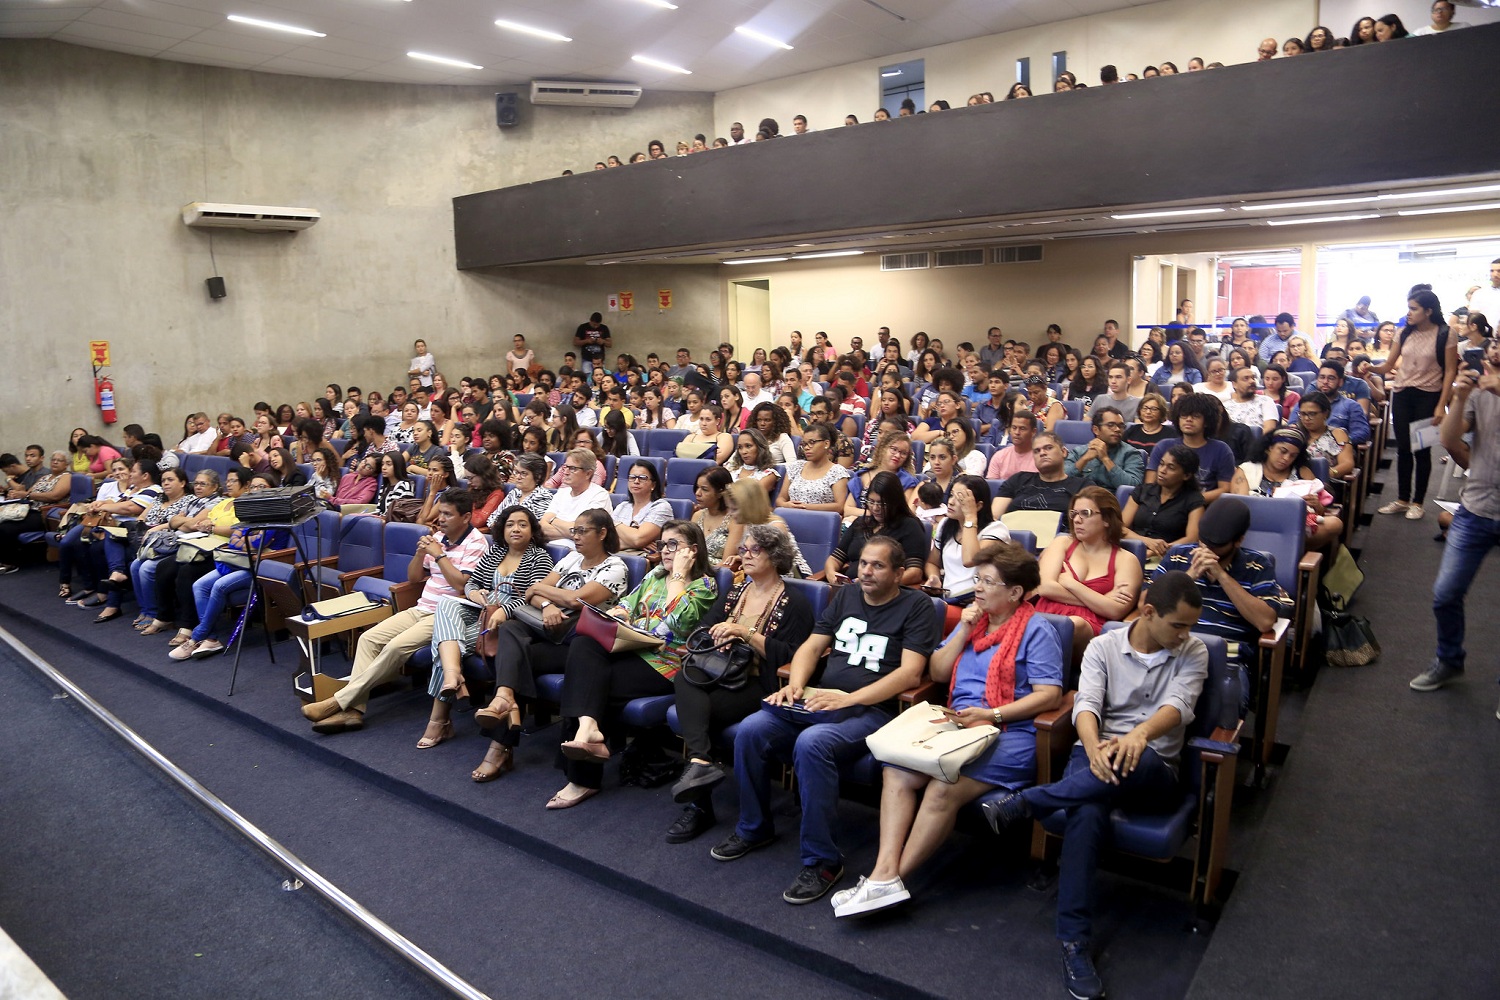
top-left (991, 244), bottom-right (1044, 263)
top-left (881, 252), bottom-right (931, 271)
top-left (181, 202), bottom-right (319, 232)
top-left (530, 80), bottom-right (643, 108)
top-left (935, 248), bottom-right (985, 268)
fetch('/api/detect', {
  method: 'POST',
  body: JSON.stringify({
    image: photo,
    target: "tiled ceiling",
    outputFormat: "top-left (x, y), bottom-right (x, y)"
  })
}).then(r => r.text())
top-left (0, 0), bottom-right (1153, 89)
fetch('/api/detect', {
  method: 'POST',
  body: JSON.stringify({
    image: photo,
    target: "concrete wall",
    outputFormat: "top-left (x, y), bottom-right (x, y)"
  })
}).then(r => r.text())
top-left (714, 0), bottom-right (1314, 137)
top-left (0, 39), bottom-right (714, 450)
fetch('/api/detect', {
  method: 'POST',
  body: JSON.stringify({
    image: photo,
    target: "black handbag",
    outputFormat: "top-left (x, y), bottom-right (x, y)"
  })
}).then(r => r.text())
top-left (1323, 608), bottom-right (1380, 667)
top-left (680, 628), bottom-right (754, 691)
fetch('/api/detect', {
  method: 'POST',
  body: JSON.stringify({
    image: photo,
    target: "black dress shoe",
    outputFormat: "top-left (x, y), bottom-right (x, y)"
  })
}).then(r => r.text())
top-left (665, 803), bottom-right (716, 844)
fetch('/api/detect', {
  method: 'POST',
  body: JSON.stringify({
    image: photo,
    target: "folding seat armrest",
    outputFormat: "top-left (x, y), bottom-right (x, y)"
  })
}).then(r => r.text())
top-left (1258, 618), bottom-right (1291, 649)
top-left (1297, 549), bottom-right (1322, 576)
top-left (1188, 724), bottom-right (1244, 763)
top-left (900, 677), bottom-right (938, 707)
top-left (260, 546), bottom-right (296, 563)
top-left (1033, 690), bottom-right (1076, 732)
top-left (389, 580), bottom-right (423, 611)
top-left (299, 555), bottom-right (339, 569)
top-left (1033, 691), bottom-right (1077, 785)
top-left (337, 565), bottom-right (383, 585)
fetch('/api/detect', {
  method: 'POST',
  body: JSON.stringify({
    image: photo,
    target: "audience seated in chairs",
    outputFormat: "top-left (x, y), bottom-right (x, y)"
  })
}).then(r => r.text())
top-left (1063, 406), bottom-right (1145, 491)
top-left (551, 520), bottom-right (717, 810)
top-left (1120, 444), bottom-right (1204, 561)
top-left (299, 490), bottom-right (489, 734)
top-left (711, 535), bottom-right (939, 906)
top-left (419, 506), bottom-right (554, 757)
top-left (835, 544), bottom-right (1064, 918)
top-left (721, 478), bottom-right (813, 578)
top-left (1146, 394), bottom-right (1235, 504)
top-left (0, 451), bottom-right (72, 575)
top-left (829, 471), bottom-right (929, 586)
top-left (666, 523), bottom-right (816, 842)
top-left (776, 423), bottom-right (850, 514)
top-left (981, 571), bottom-right (1209, 1000)
top-left (991, 432), bottom-right (1085, 521)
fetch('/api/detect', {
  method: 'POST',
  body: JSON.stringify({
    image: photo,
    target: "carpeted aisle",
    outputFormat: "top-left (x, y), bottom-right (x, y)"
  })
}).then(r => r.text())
top-left (1186, 467), bottom-right (1500, 1000)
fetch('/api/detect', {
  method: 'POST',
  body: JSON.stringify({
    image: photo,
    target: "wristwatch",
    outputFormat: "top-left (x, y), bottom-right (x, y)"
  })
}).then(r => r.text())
top-left (992, 707), bottom-right (1004, 725)
top-left (963, 520), bottom-right (976, 529)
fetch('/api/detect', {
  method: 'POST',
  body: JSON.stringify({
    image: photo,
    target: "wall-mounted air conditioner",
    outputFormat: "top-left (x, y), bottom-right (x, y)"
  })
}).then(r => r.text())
top-left (530, 80), bottom-right (643, 108)
top-left (181, 202), bottom-right (320, 232)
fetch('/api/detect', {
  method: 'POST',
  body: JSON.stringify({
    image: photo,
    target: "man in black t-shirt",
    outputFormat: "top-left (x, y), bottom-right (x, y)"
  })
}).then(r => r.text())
top-left (712, 536), bottom-right (938, 905)
top-left (573, 312), bottom-right (612, 377)
top-left (992, 432), bottom-right (1086, 519)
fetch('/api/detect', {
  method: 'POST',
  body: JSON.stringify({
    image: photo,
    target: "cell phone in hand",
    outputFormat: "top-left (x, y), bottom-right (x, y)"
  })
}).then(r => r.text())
top-left (1463, 347), bottom-right (1485, 373)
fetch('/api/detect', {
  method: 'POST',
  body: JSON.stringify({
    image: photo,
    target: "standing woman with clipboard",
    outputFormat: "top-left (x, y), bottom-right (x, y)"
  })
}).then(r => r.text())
top-left (1373, 288), bottom-right (1458, 521)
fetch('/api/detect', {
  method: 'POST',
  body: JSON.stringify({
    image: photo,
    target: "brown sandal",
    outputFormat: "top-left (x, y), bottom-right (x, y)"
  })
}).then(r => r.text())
top-left (474, 696), bottom-right (516, 734)
top-left (471, 744), bottom-right (514, 783)
top-left (416, 720), bottom-right (454, 749)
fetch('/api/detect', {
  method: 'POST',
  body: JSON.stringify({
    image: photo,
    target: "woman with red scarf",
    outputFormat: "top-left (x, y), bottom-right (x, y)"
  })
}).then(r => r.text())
top-left (830, 544), bottom-right (1065, 919)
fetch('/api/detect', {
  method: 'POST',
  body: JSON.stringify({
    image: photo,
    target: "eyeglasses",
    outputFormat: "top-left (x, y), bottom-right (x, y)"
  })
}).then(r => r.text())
top-left (660, 541), bottom-right (682, 553)
top-left (567, 526), bottom-right (596, 538)
top-left (562, 465), bottom-right (584, 473)
top-left (1071, 509), bottom-right (1100, 520)
top-left (865, 498), bottom-right (887, 510)
top-left (736, 545), bottom-right (764, 557)
top-left (1099, 421), bottom-right (1125, 430)
top-left (626, 474), bottom-right (650, 483)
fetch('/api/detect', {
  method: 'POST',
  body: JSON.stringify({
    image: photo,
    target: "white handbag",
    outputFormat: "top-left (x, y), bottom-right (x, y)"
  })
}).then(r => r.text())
top-left (865, 701), bottom-right (998, 784)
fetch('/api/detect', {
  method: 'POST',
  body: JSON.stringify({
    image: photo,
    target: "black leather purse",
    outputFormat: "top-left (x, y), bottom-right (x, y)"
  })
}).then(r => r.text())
top-left (680, 628), bottom-right (754, 691)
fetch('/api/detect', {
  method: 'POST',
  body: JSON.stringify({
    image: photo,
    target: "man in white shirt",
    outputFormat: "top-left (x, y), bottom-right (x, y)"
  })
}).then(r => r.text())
top-left (541, 449), bottom-right (612, 548)
top-left (1226, 367), bottom-right (1279, 437)
top-left (1468, 258), bottom-right (1500, 324)
top-left (791, 115), bottom-right (809, 134)
top-left (176, 413), bottom-right (218, 454)
top-left (569, 389), bottom-right (599, 428)
top-left (729, 122), bottom-right (747, 145)
top-left (1413, 1), bottom-right (1469, 34)
top-left (741, 372), bottom-right (775, 411)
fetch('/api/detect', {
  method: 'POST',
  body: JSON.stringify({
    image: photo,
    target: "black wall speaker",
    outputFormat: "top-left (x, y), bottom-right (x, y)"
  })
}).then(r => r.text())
top-left (496, 92), bottom-right (519, 129)
top-left (205, 276), bottom-right (226, 299)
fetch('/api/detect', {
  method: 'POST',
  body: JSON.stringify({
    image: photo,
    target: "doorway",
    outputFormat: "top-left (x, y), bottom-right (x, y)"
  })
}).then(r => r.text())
top-left (879, 58), bottom-right (924, 117)
top-left (729, 279), bottom-right (771, 359)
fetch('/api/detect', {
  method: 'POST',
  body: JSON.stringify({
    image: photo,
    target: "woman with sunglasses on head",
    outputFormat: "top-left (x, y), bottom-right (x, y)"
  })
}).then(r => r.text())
top-left (665, 523), bottom-right (815, 843)
top-left (550, 521), bottom-right (716, 809)
top-left (469, 507), bottom-right (629, 782)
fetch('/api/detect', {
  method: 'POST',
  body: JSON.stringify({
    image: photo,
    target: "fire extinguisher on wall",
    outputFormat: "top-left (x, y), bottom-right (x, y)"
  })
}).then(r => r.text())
top-left (96, 374), bottom-right (117, 424)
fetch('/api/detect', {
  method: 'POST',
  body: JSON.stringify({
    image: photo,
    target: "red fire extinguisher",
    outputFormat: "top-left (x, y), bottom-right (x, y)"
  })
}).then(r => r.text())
top-left (96, 375), bottom-right (117, 424)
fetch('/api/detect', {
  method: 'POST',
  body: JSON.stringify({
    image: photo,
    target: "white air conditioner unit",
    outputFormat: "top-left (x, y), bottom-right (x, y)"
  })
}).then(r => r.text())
top-left (529, 80), bottom-right (642, 108)
top-left (181, 202), bottom-right (320, 232)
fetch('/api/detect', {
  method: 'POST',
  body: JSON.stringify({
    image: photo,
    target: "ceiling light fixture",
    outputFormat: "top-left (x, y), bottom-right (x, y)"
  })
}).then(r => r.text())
top-left (494, 19), bottom-right (573, 42)
top-left (1241, 196), bottom-right (1378, 212)
top-left (792, 250), bottom-right (865, 259)
top-left (635, 0), bottom-right (679, 9)
top-left (1396, 201), bottom-right (1500, 217)
top-left (632, 54), bottom-right (691, 74)
top-left (1378, 183), bottom-right (1500, 201)
top-left (881, 70), bottom-right (902, 77)
top-left (725, 257), bottom-right (788, 265)
top-left (1109, 208), bottom-right (1225, 220)
top-left (1265, 213), bottom-right (1380, 227)
top-left (407, 52), bottom-right (483, 69)
top-left (734, 26), bottom-right (794, 50)
top-left (226, 15), bottom-right (325, 37)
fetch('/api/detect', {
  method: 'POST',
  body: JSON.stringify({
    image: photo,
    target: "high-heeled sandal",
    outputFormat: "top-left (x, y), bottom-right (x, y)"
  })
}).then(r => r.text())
top-left (436, 666), bottom-right (464, 704)
top-left (471, 744), bottom-right (514, 783)
top-left (474, 695), bottom-right (516, 734)
top-left (140, 620), bottom-right (171, 636)
top-left (416, 719), bottom-right (454, 749)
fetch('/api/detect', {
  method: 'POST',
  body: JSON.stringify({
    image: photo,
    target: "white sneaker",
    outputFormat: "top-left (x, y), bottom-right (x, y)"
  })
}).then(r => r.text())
top-left (1405, 504), bottom-right (1425, 520)
top-left (1377, 500), bottom-right (1410, 515)
top-left (832, 875), bottom-right (910, 918)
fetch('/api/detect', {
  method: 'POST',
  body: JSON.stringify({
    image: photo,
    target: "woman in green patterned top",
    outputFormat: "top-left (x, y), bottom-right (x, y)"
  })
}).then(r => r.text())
top-left (549, 520), bottom-right (717, 809)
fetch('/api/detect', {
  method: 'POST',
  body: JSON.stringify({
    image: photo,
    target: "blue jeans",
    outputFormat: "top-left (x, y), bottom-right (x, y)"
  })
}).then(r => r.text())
top-left (731, 704), bottom-right (889, 868)
top-left (131, 557), bottom-right (162, 620)
top-left (1020, 744), bottom-right (1180, 942)
top-left (57, 524), bottom-right (87, 586)
top-left (102, 537), bottom-right (134, 609)
top-left (190, 568), bottom-right (252, 642)
top-left (1432, 505), bottom-right (1500, 672)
